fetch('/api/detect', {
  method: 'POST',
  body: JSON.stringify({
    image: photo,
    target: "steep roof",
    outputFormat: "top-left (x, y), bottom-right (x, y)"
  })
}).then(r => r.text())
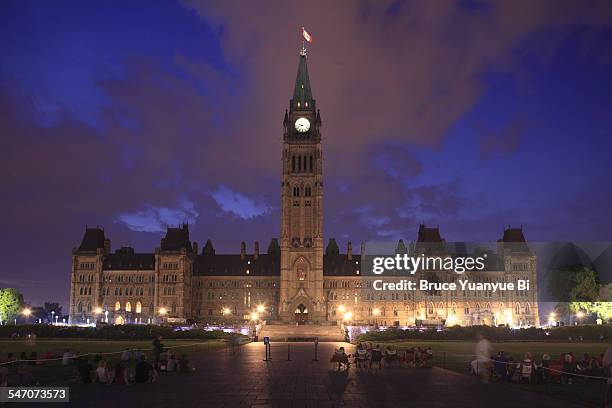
top-left (78, 227), bottom-right (106, 252)
top-left (499, 227), bottom-right (526, 242)
top-left (193, 254), bottom-right (280, 276)
top-left (417, 224), bottom-right (443, 242)
top-left (104, 247), bottom-right (155, 270)
top-left (292, 54), bottom-right (313, 108)
top-left (160, 224), bottom-right (192, 252)
top-left (324, 254), bottom-right (361, 276)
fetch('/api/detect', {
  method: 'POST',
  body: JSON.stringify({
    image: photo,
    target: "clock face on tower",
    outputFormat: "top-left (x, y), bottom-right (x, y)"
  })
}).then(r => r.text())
top-left (294, 117), bottom-right (310, 133)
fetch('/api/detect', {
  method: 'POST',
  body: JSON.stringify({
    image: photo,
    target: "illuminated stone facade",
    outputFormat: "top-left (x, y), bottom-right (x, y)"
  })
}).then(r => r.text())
top-left (69, 51), bottom-right (539, 327)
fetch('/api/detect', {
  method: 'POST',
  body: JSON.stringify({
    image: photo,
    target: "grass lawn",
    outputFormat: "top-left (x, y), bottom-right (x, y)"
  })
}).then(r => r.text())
top-left (376, 340), bottom-right (610, 407)
top-left (0, 338), bottom-right (228, 385)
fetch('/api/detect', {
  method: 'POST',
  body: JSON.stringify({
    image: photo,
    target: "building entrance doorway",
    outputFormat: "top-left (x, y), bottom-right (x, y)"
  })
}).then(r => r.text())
top-left (294, 304), bottom-right (308, 325)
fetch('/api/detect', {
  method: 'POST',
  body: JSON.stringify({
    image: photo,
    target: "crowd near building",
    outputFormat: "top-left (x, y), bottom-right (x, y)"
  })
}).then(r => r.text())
top-left (69, 48), bottom-right (539, 328)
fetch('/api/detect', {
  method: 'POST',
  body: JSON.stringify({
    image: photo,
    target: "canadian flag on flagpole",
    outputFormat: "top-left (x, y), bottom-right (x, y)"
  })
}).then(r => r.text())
top-left (302, 27), bottom-right (312, 43)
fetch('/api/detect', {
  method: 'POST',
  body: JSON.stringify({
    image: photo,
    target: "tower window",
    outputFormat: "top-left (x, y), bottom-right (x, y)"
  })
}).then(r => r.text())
top-left (298, 156), bottom-right (302, 172)
top-left (309, 155), bottom-right (313, 172)
top-left (292, 156), bottom-right (296, 172)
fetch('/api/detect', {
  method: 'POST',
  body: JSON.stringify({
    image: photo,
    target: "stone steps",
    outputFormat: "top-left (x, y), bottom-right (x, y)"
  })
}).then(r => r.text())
top-left (258, 323), bottom-right (345, 342)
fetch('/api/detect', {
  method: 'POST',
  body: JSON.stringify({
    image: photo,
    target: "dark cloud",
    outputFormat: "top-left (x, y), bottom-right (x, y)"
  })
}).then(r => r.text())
top-left (478, 119), bottom-right (525, 160)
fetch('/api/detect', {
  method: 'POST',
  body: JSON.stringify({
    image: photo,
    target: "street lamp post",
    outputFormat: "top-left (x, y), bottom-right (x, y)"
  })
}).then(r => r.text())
top-left (51, 311), bottom-right (55, 325)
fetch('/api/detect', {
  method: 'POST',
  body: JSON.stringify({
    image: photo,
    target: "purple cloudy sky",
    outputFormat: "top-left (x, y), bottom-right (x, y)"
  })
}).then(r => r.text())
top-left (1, 1), bottom-right (612, 309)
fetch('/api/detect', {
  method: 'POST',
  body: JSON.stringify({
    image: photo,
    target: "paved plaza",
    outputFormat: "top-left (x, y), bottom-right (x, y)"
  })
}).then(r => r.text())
top-left (57, 342), bottom-right (581, 408)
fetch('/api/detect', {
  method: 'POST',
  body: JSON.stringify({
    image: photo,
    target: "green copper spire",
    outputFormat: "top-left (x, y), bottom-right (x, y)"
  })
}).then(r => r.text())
top-left (292, 51), bottom-right (313, 110)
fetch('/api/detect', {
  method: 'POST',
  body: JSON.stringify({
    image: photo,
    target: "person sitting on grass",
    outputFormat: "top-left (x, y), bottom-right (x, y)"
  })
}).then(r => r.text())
top-left (493, 351), bottom-right (507, 381)
top-left (95, 360), bottom-right (114, 384)
top-left (355, 343), bottom-right (368, 369)
top-left (506, 356), bottom-right (516, 382)
top-left (114, 361), bottom-right (130, 385)
top-left (370, 345), bottom-right (382, 369)
top-left (76, 356), bottom-right (93, 384)
top-left (167, 353), bottom-right (177, 372)
top-left (135, 355), bottom-right (154, 383)
top-left (62, 349), bottom-right (73, 366)
top-left (384, 346), bottom-right (399, 367)
top-left (121, 349), bottom-right (131, 362)
top-left (331, 347), bottom-right (350, 371)
top-left (178, 354), bottom-right (192, 373)
top-left (562, 352), bottom-right (576, 385)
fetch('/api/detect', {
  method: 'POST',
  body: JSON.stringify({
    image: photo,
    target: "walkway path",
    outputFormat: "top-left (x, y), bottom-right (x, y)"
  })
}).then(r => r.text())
top-left (60, 342), bottom-right (582, 407)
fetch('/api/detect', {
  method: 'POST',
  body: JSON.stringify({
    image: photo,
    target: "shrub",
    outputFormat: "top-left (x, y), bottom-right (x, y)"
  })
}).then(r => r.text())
top-left (357, 324), bottom-right (611, 342)
top-left (0, 324), bottom-right (246, 341)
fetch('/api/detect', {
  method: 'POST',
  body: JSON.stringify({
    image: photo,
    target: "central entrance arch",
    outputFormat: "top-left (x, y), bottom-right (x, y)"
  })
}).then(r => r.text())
top-left (294, 304), bottom-right (308, 325)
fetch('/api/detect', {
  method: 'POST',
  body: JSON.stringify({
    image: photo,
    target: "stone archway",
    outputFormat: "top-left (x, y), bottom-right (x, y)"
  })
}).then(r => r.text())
top-left (288, 296), bottom-right (314, 324)
top-left (294, 303), bottom-right (308, 324)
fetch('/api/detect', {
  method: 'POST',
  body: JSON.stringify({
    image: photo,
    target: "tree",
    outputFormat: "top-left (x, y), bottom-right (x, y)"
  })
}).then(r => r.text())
top-left (43, 302), bottom-right (62, 322)
top-left (569, 267), bottom-right (600, 301)
top-left (0, 288), bottom-right (24, 322)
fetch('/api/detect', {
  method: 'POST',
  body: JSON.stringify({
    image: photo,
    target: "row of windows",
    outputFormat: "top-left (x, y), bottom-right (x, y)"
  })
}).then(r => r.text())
top-left (77, 274), bottom-right (94, 282)
top-left (79, 287), bottom-right (92, 295)
top-left (163, 287), bottom-right (176, 296)
top-left (104, 275), bottom-right (153, 283)
top-left (292, 186), bottom-right (313, 197)
top-left (162, 263), bottom-right (179, 270)
top-left (162, 274), bottom-right (178, 282)
top-left (326, 302), bottom-right (533, 317)
top-left (291, 155), bottom-right (314, 173)
top-left (204, 280), bottom-right (278, 289)
top-left (79, 263), bottom-right (95, 270)
top-left (102, 287), bottom-right (150, 297)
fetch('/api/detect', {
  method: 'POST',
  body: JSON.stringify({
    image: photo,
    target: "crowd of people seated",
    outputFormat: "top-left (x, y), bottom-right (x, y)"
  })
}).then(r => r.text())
top-left (481, 348), bottom-right (612, 385)
top-left (0, 336), bottom-right (194, 386)
top-left (331, 343), bottom-right (433, 371)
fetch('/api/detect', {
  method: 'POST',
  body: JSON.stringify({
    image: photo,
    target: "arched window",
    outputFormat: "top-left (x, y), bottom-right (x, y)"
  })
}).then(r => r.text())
top-left (87, 303), bottom-right (92, 312)
top-left (77, 302), bottom-right (83, 313)
top-left (428, 302), bottom-right (434, 315)
top-left (172, 302), bottom-right (177, 313)
top-left (115, 301), bottom-right (121, 311)
top-left (476, 303), bottom-right (481, 312)
top-left (515, 303), bottom-right (520, 315)
top-left (291, 155), bottom-right (295, 172)
top-left (298, 156), bottom-right (302, 171)
top-left (136, 301), bottom-right (142, 314)
top-left (309, 155), bottom-right (313, 172)
top-left (126, 302), bottom-right (132, 312)
top-left (525, 303), bottom-right (530, 314)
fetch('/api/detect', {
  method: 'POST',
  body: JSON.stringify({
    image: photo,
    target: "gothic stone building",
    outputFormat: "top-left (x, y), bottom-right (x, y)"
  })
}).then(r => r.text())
top-left (70, 50), bottom-right (539, 328)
